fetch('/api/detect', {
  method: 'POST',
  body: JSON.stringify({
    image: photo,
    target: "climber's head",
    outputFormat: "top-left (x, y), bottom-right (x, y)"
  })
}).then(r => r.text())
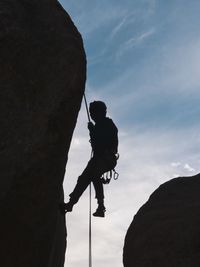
top-left (89, 101), bottom-right (107, 122)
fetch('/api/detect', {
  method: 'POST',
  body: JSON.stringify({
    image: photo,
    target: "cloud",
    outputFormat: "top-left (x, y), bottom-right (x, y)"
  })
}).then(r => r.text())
top-left (110, 12), bottom-right (136, 40)
top-left (66, 4), bottom-right (128, 37)
top-left (171, 162), bottom-right (181, 167)
top-left (171, 162), bottom-right (196, 175)
top-left (116, 28), bottom-right (156, 60)
top-left (184, 163), bottom-right (195, 173)
top-left (127, 28), bottom-right (155, 45)
top-left (111, 17), bottom-right (129, 38)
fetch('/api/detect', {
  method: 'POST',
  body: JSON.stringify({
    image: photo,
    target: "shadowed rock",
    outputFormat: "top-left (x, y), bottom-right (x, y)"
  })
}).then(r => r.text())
top-left (123, 173), bottom-right (200, 267)
top-left (0, 1), bottom-right (86, 267)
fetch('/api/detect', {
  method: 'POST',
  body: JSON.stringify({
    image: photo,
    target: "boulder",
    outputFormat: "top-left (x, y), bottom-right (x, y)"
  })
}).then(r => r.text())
top-left (123, 174), bottom-right (200, 267)
top-left (0, 1), bottom-right (86, 267)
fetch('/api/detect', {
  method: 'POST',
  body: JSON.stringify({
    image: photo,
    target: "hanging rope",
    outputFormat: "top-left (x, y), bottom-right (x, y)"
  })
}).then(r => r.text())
top-left (83, 93), bottom-right (91, 123)
top-left (83, 93), bottom-right (92, 267)
top-left (89, 181), bottom-right (92, 267)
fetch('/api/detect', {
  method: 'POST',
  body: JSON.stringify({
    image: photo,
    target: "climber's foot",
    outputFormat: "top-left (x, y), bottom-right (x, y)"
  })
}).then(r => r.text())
top-left (93, 206), bottom-right (106, 217)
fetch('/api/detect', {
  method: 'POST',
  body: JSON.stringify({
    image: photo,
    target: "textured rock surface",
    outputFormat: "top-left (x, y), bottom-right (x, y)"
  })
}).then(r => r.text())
top-left (123, 173), bottom-right (200, 267)
top-left (0, 1), bottom-right (86, 267)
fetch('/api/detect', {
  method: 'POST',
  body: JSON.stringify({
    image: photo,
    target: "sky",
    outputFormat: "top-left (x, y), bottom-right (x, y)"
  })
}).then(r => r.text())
top-left (58, 1), bottom-right (200, 266)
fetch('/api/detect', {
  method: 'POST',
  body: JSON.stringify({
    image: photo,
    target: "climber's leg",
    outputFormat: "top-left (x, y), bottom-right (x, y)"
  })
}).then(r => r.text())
top-left (91, 158), bottom-right (108, 217)
top-left (64, 157), bottom-right (96, 212)
top-left (92, 176), bottom-right (104, 202)
top-left (93, 198), bottom-right (106, 217)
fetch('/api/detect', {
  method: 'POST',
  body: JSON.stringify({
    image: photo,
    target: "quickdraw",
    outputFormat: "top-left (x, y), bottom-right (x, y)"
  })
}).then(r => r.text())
top-left (101, 152), bottom-right (119, 184)
top-left (101, 168), bottom-right (119, 184)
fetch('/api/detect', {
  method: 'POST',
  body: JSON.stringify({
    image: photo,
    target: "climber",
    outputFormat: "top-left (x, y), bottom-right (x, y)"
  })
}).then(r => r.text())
top-left (61, 100), bottom-right (118, 217)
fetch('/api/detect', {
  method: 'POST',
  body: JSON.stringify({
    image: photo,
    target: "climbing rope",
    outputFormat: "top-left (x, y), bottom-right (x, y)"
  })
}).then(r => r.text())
top-left (83, 93), bottom-right (92, 267)
top-left (83, 93), bottom-right (91, 123)
top-left (89, 181), bottom-right (92, 267)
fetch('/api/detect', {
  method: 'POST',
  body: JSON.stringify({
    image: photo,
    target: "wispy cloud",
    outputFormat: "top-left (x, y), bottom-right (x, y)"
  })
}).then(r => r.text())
top-left (110, 16), bottom-right (129, 39)
top-left (171, 162), bottom-right (196, 175)
top-left (184, 163), bottom-right (195, 172)
top-left (110, 13), bottom-right (136, 40)
top-left (72, 5), bottom-right (128, 37)
top-left (134, 28), bottom-right (156, 42)
top-left (171, 162), bottom-right (181, 167)
top-left (116, 28), bottom-right (156, 59)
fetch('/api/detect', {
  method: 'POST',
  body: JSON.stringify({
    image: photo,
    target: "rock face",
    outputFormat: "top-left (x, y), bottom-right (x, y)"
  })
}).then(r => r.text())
top-left (0, 1), bottom-right (86, 267)
top-left (123, 173), bottom-right (200, 267)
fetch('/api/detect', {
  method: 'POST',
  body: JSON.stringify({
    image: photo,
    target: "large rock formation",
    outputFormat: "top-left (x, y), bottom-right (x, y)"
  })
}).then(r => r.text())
top-left (123, 173), bottom-right (200, 267)
top-left (0, 1), bottom-right (86, 267)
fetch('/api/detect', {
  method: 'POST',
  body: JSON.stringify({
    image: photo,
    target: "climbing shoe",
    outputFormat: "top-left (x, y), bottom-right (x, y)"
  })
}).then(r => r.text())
top-left (93, 205), bottom-right (106, 217)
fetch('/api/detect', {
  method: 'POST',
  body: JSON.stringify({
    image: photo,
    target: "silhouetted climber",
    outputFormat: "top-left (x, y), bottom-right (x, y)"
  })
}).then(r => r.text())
top-left (62, 101), bottom-right (118, 217)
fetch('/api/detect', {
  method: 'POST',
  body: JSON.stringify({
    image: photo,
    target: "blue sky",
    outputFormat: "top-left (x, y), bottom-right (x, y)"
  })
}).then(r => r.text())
top-left (58, 1), bottom-right (200, 266)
